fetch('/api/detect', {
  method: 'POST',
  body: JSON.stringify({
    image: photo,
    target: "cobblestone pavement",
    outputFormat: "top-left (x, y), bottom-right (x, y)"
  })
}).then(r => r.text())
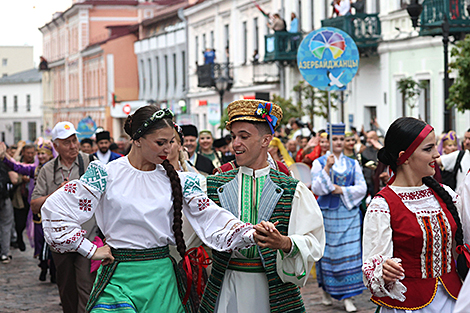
top-left (0, 244), bottom-right (377, 312)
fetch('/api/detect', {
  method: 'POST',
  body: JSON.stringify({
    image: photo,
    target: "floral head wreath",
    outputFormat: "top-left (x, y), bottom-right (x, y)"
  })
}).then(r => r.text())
top-left (254, 102), bottom-right (278, 134)
top-left (132, 108), bottom-right (174, 140)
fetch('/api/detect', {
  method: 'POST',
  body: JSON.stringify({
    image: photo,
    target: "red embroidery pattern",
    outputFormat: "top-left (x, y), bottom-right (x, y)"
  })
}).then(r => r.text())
top-left (65, 230), bottom-right (86, 245)
top-left (436, 213), bottom-right (449, 274)
top-left (421, 216), bottom-right (434, 278)
top-left (397, 188), bottom-right (433, 201)
top-left (198, 198), bottom-right (210, 211)
top-left (79, 199), bottom-right (92, 212)
top-left (64, 182), bottom-right (77, 194)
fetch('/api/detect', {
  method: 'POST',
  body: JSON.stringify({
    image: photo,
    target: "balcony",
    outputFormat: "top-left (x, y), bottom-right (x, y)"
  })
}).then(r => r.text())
top-left (419, 0), bottom-right (470, 37)
top-left (264, 32), bottom-right (303, 62)
top-left (253, 62), bottom-right (280, 84)
top-left (321, 13), bottom-right (381, 53)
top-left (197, 63), bottom-right (233, 88)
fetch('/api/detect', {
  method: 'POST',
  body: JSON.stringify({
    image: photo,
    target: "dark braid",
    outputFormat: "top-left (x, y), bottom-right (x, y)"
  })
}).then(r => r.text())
top-left (161, 159), bottom-right (186, 259)
top-left (422, 176), bottom-right (464, 247)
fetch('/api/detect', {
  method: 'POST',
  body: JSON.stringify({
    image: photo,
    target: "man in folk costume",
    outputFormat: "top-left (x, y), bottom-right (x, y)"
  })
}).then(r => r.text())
top-left (199, 99), bottom-right (326, 313)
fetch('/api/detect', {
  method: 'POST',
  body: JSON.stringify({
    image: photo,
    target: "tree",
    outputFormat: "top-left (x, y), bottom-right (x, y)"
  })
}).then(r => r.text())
top-left (447, 34), bottom-right (470, 112)
top-left (270, 94), bottom-right (302, 127)
top-left (397, 77), bottom-right (426, 111)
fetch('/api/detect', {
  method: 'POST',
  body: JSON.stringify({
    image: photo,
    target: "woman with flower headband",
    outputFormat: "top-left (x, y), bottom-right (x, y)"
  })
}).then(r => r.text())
top-left (311, 123), bottom-right (367, 312)
top-left (40, 105), bottom-right (270, 313)
top-left (0, 140), bottom-right (56, 281)
top-left (362, 117), bottom-right (465, 312)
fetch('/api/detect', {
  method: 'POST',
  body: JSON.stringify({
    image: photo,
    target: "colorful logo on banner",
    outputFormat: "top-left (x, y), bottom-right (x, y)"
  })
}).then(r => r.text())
top-left (297, 27), bottom-right (359, 91)
top-left (76, 116), bottom-right (97, 140)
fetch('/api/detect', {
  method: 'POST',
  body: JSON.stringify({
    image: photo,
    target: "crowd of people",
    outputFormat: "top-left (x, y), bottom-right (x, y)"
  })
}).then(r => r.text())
top-left (1, 100), bottom-right (470, 313)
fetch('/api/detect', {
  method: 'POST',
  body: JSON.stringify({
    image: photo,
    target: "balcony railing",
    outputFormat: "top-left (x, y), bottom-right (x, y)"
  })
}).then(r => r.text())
top-left (253, 62), bottom-right (280, 84)
top-left (321, 13), bottom-right (381, 51)
top-left (420, 0), bottom-right (470, 36)
top-left (264, 32), bottom-right (303, 62)
top-left (197, 63), bottom-right (233, 88)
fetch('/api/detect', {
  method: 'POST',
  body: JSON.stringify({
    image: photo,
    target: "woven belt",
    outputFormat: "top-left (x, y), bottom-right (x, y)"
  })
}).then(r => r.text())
top-left (111, 246), bottom-right (169, 262)
top-left (227, 258), bottom-right (265, 273)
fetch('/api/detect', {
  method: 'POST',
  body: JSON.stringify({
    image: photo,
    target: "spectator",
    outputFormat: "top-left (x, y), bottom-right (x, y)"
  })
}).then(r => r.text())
top-left (335, 0), bottom-right (351, 16)
top-left (286, 139), bottom-right (298, 158)
top-left (267, 13), bottom-right (287, 32)
top-left (437, 128), bottom-right (470, 191)
top-left (351, 0), bottom-right (365, 14)
top-left (361, 130), bottom-right (383, 197)
top-left (204, 48), bottom-right (216, 65)
top-left (252, 49), bottom-right (260, 63)
top-left (198, 130), bottom-right (222, 169)
top-left (0, 160), bottom-right (17, 263)
top-left (116, 135), bottom-right (130, 155)
top-left (213, 137), bottom-right (235, 164)
top-left (181, 125), bottom-right (215, 176)
top-left (289, 12), bottom-right (299, 33)
top-left (30, 121), bottom-right (99, 313)
top-left (94, 130), bottom-right (121, 164)
top-left (343, 131), bottom-right (357, 159)
top-left (80, 138), bottom-right (94, 154)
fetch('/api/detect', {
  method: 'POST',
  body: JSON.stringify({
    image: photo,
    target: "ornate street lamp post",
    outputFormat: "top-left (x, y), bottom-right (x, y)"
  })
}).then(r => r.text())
top-left (215, 76), bottom-right (229, 137)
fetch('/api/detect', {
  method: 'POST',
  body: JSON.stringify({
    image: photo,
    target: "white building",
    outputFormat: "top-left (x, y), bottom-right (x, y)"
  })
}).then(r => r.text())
top-left (0, 46), bottom-right (34, 78)
top-left (0, 68), bottom-right (43, 145)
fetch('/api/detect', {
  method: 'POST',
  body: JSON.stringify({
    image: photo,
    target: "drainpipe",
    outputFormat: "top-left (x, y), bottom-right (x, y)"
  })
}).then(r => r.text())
top-left (178, 7), bottom-right (190, 115)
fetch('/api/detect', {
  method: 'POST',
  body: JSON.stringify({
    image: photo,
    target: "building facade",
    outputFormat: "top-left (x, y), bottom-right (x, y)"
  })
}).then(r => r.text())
top-left (0, 46), bottom-right (34, 78)
top-left (0, 69), bottom-right (42, 145)
top-left (39, 0), bottom-right (154, 139)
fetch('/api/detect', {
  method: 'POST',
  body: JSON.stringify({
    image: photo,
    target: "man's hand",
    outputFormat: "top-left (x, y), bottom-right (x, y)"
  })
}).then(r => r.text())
top-left (91, 245), bottom-right (114, 266)
top-left (254, 221), bottom-right (292, 253)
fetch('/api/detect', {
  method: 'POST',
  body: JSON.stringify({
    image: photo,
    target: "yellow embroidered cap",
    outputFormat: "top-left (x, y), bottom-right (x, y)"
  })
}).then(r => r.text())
top-left (225, 99), bottom-right (283, 133)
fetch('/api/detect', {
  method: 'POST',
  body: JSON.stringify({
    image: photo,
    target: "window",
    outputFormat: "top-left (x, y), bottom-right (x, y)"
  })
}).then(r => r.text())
top-left (13, 95), bottom-right (18, 112)
top-left (254, 17), bottom-right (259, 51)
top-left (164, 55), bottom-right (169, 92)
top-left (140, 59), bottom-right (145, 94)
top-left (419, 80), bottom-right (431, 123)
top-left (13, 122), bottom-right (21, 143)
top-left (195, 36), bottom-right (199, 65)
top-left (182, 51), bottom-right (186, 91)
top-left (28, 122), bottom-right (36, 142)
top-left (224, 24), bottom-right (230, 62)
top-left (203, 34), bottom-right (206, 51)
top-left (2, 58), bottom-right (6, 66)
top-left (2, 96), bottom-right (6, 112)
top-left (26, 94), bottom-right (31, 112)
top-left (173, 53), bottom-right (177, 91)
top-left (155, 56), bottom-right (160, 97)
top-left (210, 31), bottom-right (214, 49)
top-left (148, 58), bottom-right (153, 92)
top-left (243, 21), bottom-right (248, 64)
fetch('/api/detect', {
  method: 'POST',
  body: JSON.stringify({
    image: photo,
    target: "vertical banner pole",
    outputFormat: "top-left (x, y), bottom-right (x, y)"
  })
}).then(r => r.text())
top-left (328, 90), bottom-right (334, 181)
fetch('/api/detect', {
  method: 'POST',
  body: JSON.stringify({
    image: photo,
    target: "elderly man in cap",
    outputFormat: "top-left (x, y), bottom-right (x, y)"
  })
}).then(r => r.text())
top-left (199, 100), bottom-right (325, 313)
top-left (94, 130), bottom-right (121, 164)
top-left (31, 121), bottom-right (99, 313)
top-left (181, 124), bottom-right (215, 176)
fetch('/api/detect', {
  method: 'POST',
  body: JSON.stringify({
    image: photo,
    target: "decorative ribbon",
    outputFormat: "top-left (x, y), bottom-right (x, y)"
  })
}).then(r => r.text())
top-left (255, 102), bottom-right (278, 134)
top-left (133, 108), bottom-right (174, 140)
top-left (387, 124), bottom-right (434, 185)
top-left (182, 246), bottom-right (212, 305)
top-left (457, 244), bottom-right (470, 268)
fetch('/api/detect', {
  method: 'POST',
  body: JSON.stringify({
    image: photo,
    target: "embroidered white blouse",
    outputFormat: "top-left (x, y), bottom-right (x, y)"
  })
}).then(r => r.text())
top-left (362, 184), bottom-right (461, 303)
top-left (41, 157), bottom-right (256, 259)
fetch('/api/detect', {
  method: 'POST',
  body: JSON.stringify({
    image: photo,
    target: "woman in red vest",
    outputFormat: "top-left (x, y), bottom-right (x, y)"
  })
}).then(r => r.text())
top-left (362, 117), bottom-right (465, 312)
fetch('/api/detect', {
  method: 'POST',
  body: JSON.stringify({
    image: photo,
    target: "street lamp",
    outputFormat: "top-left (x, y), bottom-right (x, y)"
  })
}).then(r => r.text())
top-left (215, 76), bottom-right (229, 137)
top-left (405, 0), bottom-right (470, 131)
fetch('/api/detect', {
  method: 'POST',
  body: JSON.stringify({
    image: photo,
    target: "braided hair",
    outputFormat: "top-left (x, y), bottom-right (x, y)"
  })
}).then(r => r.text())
top-left (124, 105), bottom-right (186, 259)
top-left (378, 117), bottom-right (464, 254)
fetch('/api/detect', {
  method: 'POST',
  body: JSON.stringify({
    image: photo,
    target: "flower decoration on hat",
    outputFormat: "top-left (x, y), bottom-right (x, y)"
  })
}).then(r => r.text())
top-left (255, 102), bottom-right (278, 134)
top-left (64, 124), bottom-right (70, 130)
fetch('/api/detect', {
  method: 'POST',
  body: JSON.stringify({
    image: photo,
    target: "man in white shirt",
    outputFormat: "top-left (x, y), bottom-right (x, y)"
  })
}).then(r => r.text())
top-left (438, 128), bottom-right (470, 191)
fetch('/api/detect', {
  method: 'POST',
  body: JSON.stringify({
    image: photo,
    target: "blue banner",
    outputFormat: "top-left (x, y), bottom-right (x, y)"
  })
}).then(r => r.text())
top-left (76, 116), bottom-right (97, 140)
top-left (297, 27), bottom-right (359, 91)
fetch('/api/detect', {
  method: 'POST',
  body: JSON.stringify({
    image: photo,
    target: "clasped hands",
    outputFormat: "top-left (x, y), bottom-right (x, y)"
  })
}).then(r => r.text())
top-left (253, 221), bottom-right (292, 254)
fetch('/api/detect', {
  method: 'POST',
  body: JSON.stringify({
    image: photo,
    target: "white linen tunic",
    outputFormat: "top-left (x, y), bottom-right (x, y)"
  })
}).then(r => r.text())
top-left (362, 184), bottom-right (461, 313)
top-left (215, 165), bottom-right (325, 313)
top-left (41, 157), bottom-right (256, 259)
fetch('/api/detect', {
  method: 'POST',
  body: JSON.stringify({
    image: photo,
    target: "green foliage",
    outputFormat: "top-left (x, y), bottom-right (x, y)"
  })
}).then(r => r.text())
top-left (397, 77), bottom-right (427, 109)
top-left (447, 34), bottom-right (470, 112)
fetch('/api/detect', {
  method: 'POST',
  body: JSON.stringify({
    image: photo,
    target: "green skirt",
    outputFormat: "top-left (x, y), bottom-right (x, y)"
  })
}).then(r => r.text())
top-left (87, 246), bottom-right (185, 313)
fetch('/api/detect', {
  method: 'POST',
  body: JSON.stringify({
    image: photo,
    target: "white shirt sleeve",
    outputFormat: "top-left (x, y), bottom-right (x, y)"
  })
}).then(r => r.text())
top-left (41, 161), bottom-right (107, 259)
top-left (440, 150), bottom-right (460, 172)
top-left (362, 196), bottom-right (407, 301)
top-left (340, 160), bottom-right (367, 210)
top-left (311, 158), bottom-right (335, 196)
top-left (180, 173), bottom-right (256, 252)
top-left (276, 182), bottom-right (325, 287)
top-left (456, 176), bottom-right (470, 244)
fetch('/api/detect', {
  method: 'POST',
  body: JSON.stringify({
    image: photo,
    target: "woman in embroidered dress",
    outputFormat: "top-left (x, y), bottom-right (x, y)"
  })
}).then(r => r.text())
top-left (311, 123), bottom-right (367, 312)
top-left (362, 117), bottom-right (464, 312)
top-left (41, 106), bottom-right (267, 313)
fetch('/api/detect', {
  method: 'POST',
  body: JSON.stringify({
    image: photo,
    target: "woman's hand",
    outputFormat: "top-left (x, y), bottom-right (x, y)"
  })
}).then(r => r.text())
top-left (0, 142), bottom-right (6, 159)
top-left (382, 259), bottom-right (405, 285)
top-left (91, 245), bottom-right (115, 266)
top-left (331, 184), bottom-right (343, 194)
